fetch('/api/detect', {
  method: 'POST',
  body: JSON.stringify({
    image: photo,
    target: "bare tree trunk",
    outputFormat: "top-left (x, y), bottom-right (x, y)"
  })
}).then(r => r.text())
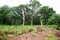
top-left (30, 7), bottom-right (34, 25)
top-left (40, 20), bottom-right (43, 26)
top-left (30, 16), bottom-right (33, 25)
top-left (22, 9), bottom-right (25, 26)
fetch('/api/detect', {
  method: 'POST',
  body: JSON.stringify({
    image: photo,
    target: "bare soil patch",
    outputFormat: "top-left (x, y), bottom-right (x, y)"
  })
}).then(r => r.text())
top-left (9, 26), bottom-right (60, 40)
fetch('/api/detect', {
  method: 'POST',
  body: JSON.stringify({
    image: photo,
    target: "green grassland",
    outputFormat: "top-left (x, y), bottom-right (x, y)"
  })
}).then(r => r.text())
top-left (0, 25), bottom-right (38, 35)
top-left (0, 25), bottom-right (57, 31)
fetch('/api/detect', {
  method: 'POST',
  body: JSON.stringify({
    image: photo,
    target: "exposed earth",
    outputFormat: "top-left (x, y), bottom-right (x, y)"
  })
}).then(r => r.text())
top-left (8, 26), bottom-right (60, 40)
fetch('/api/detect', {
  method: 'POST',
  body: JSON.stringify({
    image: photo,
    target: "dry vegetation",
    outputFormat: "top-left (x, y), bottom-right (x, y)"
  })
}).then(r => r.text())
top-left (7, 26), bottom-right (60, 40)
top-left (0, 25), bottom-right (60, 40)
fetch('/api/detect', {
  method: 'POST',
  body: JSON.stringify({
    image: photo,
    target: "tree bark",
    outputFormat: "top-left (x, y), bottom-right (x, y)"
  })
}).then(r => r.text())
top-left (30, 16), bottom-right (33, 25)
top-left (22, 9), bottom-right (25, 26)
top-left (40, 20), bottom-right (43, 26)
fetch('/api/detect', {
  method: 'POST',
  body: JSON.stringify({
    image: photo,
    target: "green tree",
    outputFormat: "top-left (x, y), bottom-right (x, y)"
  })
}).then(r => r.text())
top-left (0, 5), bottom-right (10, 24)
top-left (15, 5), bottom-right (27, 26)
top-left (38, 6), bottom-right (55, 25)
top-left (28, 0), bottom-right (41, 25)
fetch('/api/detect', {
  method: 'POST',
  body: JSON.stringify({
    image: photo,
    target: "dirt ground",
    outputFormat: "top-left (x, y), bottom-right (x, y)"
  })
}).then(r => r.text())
top-left (8, 26), bottom-right (60, 40)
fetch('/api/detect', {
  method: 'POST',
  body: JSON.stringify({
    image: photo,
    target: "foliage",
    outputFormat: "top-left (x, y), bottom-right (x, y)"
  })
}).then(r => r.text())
top-left (0, 0), bottom-right (60, 26)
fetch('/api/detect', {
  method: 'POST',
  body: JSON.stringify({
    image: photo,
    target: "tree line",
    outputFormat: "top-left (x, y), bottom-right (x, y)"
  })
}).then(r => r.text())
top-left (0, 0), bottom-right (60, 25)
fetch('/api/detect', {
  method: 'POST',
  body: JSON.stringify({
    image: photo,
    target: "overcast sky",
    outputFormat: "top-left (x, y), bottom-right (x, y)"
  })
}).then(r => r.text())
top-left (0, 0), bottom-right (60, 14)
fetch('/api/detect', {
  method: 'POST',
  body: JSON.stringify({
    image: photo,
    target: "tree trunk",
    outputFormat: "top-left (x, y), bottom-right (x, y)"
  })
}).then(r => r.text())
top-left (46, 22), bottom-right (49, 25)
top-left (30, 16), bottom-right (33, 25)
top-left (22, 9), bottom-right (25, 26)
top-left (40, 20), bottom-right (43, 26)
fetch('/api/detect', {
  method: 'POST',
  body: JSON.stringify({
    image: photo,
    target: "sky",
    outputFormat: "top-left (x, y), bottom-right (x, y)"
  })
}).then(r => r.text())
top-left (0, 0), bottom-right (60, 14)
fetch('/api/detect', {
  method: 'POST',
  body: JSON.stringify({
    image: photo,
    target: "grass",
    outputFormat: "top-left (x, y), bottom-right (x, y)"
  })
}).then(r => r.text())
top-left (0, 25), bottom-right (37, 40)
top-left (45, 37), bottom-right (57, 40)
top-left (0, 25), bottom-right (58, 40)
top-left (0, 25), bottom-right (35, 30)
top-left (0, 25), bottom-right (58, 35)
top-left (0, 25), bottom-right (38, 35)
top-left (0, 25), bottom-right (58, 32)
top-left (45, 33), bottom-right (57, 40)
